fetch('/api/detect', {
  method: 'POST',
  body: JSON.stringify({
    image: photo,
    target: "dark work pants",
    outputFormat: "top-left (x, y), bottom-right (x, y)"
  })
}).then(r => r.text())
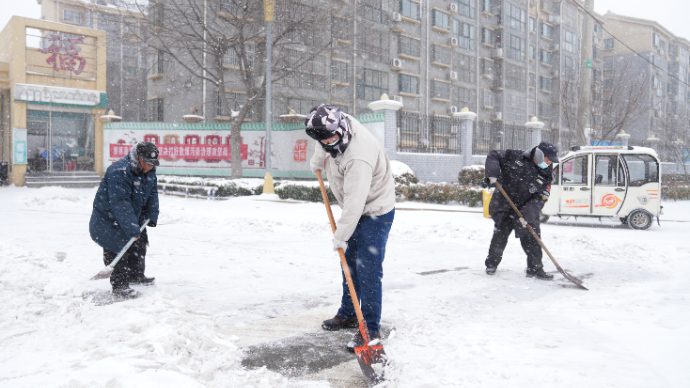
top-left (336, 209), bottom-right (395, 335)
top-left (485, 213), bottom-right (544, 271)
top-left (103, 237), bottom-right (147, 290)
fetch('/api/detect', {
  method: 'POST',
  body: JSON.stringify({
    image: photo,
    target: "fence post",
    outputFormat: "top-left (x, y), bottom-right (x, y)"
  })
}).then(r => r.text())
top-left (525, 116), bottom-right (545, 147)
top-left (368, 94), bottom-right (403, 157)
top-left (454, 107), bottom-right (477, 168)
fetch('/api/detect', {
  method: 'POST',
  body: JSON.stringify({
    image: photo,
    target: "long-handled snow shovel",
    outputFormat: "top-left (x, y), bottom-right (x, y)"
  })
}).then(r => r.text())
top-left (494, 182), bottom-right (588, 290)
top-left (316, 170), bottom-right (387, 385)
top-left (90, 219), bottom-right (150, 281)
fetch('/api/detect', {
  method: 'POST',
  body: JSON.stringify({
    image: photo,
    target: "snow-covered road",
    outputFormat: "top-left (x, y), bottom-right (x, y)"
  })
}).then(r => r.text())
top-left (1, 186), bottom-right (689, 387)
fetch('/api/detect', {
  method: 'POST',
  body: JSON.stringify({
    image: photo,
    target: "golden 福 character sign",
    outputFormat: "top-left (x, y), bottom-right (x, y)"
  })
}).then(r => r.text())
top-left (264, 0), bottom-right (275, 22)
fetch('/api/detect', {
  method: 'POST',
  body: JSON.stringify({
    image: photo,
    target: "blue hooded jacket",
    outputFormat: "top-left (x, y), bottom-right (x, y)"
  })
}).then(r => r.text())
top-left (89, 145), bottom-right (159, 253)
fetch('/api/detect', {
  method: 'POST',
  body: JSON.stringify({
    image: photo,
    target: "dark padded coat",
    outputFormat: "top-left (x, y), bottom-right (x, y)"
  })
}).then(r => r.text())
top-left (485, 148), bottom-right (553, 238)
top-left (89, 147), bottom-right (159, 253)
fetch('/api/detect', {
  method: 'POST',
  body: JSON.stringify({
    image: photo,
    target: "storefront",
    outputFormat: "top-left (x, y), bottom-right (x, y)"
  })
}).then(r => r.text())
top-left (0, 16), bottom-right (106, 186)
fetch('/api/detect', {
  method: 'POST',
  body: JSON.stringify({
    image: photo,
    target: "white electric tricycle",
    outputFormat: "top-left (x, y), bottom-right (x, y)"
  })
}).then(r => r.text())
top-left (541, 146), bottom-right (662, 230)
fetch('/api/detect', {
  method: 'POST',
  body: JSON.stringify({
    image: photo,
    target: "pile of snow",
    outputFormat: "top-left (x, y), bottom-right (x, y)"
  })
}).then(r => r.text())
top-left (390, 160), bottom-right (414, 177)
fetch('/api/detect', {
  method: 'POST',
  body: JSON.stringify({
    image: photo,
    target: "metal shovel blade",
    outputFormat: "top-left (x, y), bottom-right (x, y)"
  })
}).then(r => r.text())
top-left (353, 322), bottom-right (388, 386)
top-left (556, 267), bottom-right (588, 290)
top-left (90, 266), bottom-right (114, 280)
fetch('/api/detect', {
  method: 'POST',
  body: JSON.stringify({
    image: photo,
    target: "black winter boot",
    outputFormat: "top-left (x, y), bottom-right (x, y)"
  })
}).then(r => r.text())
top-left (322, 315), bottom-right (358, 331)
top-left (130, 275), bottom-right (155, 285)
top-left (526, 268), bottom-right (554, 280)
top-left (486, 267), bottom-right (497, 275)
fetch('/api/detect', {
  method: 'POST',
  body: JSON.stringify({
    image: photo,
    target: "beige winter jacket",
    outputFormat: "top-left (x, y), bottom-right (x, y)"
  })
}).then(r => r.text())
top-left (311, 113), bottom-right (396, 242)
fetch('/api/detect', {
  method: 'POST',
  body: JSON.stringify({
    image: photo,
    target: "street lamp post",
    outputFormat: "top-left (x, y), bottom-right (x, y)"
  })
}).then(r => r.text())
top-left (263, 0), bottom-right (275, 194)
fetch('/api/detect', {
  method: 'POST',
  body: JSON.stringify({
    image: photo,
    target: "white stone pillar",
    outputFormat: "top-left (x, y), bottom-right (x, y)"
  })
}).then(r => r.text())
top-left (368, 94), bottom-right (403, 157)
top-left (454, 107), bottom-right (477, 167)
top-left (524, 116), bottom-right (545, 147)
top-left (616, 131), bottom-right (631, 147)
top-left (646, 135), bottom-right (660, 152)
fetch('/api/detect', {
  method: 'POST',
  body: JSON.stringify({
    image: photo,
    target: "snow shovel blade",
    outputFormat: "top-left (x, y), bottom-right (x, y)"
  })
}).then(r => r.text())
top-left (557, 268), bottom-right (588, 290)
top-left (90, 266), bottom-right (114, 280)
top-left (354, 321), bottom-right (388, 386)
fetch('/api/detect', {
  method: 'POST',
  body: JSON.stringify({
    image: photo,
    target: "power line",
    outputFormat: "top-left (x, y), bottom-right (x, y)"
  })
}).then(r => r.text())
top-left (572, 1), bottom-right (690, 90)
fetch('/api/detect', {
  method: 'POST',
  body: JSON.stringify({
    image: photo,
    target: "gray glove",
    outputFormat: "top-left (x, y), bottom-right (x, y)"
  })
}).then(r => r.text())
top-left (333, 239), bottom-right (348, 252)
top-left (489, 177), bottom-right (497, 184)
top-left (311, 161), bottom-right (321, 174)
top-left (519, 217), bottom-right (528, 228)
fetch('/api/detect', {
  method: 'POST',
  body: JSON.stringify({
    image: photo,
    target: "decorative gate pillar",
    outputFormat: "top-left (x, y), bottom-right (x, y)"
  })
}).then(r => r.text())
top-left (524, 116), bottom-right (545, 147)
top-left (368, 94), bottom-right (403, 157)
top-left (454, 107), bottom-right (477, 167)
top-left (616, 131), bottom-right (631, 147)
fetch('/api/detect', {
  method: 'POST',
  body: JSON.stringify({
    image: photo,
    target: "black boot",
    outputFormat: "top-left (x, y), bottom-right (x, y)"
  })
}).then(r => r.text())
top-left (322, 315), bottom-right (358, 331)
top-left (112, 287), bottom-right (140, 299)
top-left (130, 275), bottom-right (155, 285)
top-left (486, 267), bottom-right (497, 275)
top-left (526, 268), bottom-right (554, 280)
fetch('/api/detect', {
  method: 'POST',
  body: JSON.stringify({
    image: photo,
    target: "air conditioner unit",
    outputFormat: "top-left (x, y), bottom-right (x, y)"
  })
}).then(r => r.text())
top-left (551, 70), bottom-right (559, 77)
top-left (391, 58), bottom-right (403, 69)
top-left (491, 48), bottom-right (503, 58)
top-left (450, 106), bottom-right (459, 114)
top-left (551, 43), bottom-right (560, 51)
top-left (552, 122), bottom-right (560, 130)
top-left (660, 48), bottom-right (665, 56)
top-left (449, 3), bottom-right (458, 13)
top-left (392, 12), bottom-right (402, 22)
top-left (493, 112), bottom-right (503, 120)
top-left (657, 88), bottom-right (663, 96)
top-left (449, 71), bottom-right (459, 80)
top-left (547, 14), bottom-right (554, 24)
top-left (450, 37), bottom-right (459, 46)
top-left (393, 95), bottom-right (404, 104)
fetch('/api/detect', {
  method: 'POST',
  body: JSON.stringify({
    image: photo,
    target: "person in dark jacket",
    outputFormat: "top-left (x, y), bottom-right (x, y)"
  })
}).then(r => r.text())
top-left (483, 142), bottom-right (559, 280)
top-left (89, 142), bottom-right (160, 297)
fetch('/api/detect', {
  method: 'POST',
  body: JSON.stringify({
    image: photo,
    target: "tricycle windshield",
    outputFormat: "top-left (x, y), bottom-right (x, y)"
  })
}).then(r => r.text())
top-left (623, 154), bottom-right (659, 187)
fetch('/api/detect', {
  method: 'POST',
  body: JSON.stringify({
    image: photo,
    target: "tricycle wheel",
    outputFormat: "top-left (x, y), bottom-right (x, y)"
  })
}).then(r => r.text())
top-left (627, 209), bottom-right (653, 230)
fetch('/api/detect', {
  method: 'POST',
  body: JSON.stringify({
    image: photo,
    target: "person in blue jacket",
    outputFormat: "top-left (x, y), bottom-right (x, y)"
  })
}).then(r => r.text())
top-left (89, 142), bottom-right (160, 297)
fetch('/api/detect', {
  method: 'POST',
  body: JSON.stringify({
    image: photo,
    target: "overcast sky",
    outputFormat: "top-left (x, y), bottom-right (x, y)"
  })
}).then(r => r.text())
top-left (0, 0), bottom-right (688, 46)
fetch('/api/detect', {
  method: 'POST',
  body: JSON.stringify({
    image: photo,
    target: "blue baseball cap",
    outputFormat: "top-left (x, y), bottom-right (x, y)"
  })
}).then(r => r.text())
top-left (537, 142), bottom-right (559, 163)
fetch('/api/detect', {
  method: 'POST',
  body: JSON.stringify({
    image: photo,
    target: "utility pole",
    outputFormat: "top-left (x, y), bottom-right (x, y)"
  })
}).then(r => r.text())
top-left (577, 0), bottom-right (595, 146)
top-left (263, 0), bottom-right (275, 194)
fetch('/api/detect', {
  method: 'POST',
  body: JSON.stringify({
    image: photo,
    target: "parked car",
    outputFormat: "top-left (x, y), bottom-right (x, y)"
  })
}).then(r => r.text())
top-left (541, 146), bottom-right (662, 230)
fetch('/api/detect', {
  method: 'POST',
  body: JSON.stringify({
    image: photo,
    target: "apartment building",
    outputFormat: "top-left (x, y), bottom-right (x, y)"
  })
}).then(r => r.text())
top-left (602, 13), bottom-right (690, 162)
top-left (38, 0), bottom-right (148, 122)
top-left (143, 0), bottom-right (603, 154)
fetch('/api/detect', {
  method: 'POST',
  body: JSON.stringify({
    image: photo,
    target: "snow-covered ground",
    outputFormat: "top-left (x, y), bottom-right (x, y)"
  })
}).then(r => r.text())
top-left (1, 185), bottom-right (689, 388)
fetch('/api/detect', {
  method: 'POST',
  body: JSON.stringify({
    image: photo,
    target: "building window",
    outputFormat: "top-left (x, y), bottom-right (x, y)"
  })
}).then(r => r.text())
top-left (563, 55), bottom-right (576, 78)
top-left (148, 98), bottom-right (164, 122)
top-left (454, 52), bottom-right (476, 83)
top-left (357, 68), bottom-right (389, 100)
top-left (481, 28), bottom-right (493, 46)
top-left (357, 29), bottom-right (389, 64)
top-left (538, 101), bottom-right (551, 118)
top-left (219, 0), bottom-right (245, 18)
top-left (362, 0), bottom-right (385, 23)
top-left (150, 3), bottom-right (164, 27)
top-left (400, 0), bottom-right (420, 20)
top-left (331, 60), bottom-right (349, 83)
top-left (540, 49), bottom-right (552, 65)
top-left (481, 58), bottom-right (493, 76)
top-left (505, 93), bottom-right (526, 122)
top-left (217, 91), bottom-right (251, 118)
top-left (529, 99), bottom-right (536, 115)
top-left (454, 0), bottom-right (476, 19)
top-left (432, 10), bottom-right (450, 31)
top-left (506, 34), bottom-right (526, 61)
top-left (529, 45), bottom-right (536, 60)
top-left (454, 85), bottom-right (476, 111)
top-left (63, 9), bottom-right (82, 24)
top-left (594, 69), bottom-right (602, 82)
top-left (399, 35), bottom-right (421, 58)
top-left (505, 63), bottom-right (526, 91)
top-left (539, 76), bottom-right (551, 92)
top-left (594, 24), bottom-right (603, 38)
top-left (431, 80), bottom-right (450, 100)
top-left (482, 0), bottom-right (492, 13)
top-left (604, 58), bottom-right (613, 69)
top-left (529, 17), bottom-right (536, 32)
top-left (432, 44), bottom-right (451, 65)
top-left (399, 74), bottom-right (420, 95)
top-left (506, 3), bottom-right (526, 32)
top-left (540, 22), bottom-right (552, 39)
top-left (529, 72), bottom-right (536, 88)
top-left (653, 33), bottom-right (660, 46)
top-left (147, 50), bottom-right (164, 76)
top-left (223, 44), bottom-right (254, 69)
top-left (483, 90), bottom-right (494, 108)
top-left (604, 38), bottom-right (614, 50)
top-left (453, 20), bottom-right (476, 51)
top-left (562, 29), bottom-right (579, 53)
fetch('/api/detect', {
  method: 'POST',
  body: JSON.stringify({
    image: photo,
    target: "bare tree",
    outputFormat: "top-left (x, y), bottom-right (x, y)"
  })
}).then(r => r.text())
top-left (121, 0), bottom-right (334, 178)
top-left (560, 57), bottom-right (649, 146)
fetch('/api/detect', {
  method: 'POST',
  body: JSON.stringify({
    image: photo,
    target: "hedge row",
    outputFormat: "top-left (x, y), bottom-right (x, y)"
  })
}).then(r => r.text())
top-left (275, 184), bottom-right (337, 203)
top-left (397, 183), bottom-right (483, 207)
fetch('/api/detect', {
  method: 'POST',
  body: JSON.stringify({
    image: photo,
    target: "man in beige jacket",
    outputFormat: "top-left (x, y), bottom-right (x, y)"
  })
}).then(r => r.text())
top-left (305, 104), bottom-right (396, 352)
